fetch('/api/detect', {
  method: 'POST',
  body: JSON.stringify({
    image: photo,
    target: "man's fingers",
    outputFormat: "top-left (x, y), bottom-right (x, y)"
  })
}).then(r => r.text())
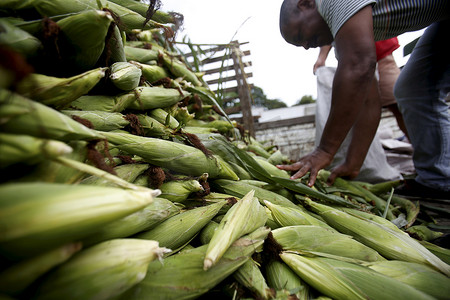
top-left (276, 162), bottom-right (301, 171)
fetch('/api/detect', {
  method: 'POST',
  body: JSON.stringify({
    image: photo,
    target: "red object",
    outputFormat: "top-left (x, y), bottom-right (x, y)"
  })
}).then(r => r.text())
top-left (375, 37), bottom-right (400, 61)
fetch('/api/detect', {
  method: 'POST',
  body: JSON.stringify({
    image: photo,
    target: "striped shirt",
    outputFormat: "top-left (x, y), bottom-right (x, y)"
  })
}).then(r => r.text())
top-left (316, 0), bottom-right (450, 41)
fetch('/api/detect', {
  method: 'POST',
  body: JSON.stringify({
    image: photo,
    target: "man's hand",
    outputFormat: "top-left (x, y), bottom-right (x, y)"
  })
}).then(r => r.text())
top-left (327, 162), bottom-right (360, 185)
top-left (276, 147), bottom-right (333, 187)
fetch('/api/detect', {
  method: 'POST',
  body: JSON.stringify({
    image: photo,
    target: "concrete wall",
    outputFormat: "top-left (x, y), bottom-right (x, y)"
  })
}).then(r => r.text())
top-left (254, 110), bottom-right (402, 161)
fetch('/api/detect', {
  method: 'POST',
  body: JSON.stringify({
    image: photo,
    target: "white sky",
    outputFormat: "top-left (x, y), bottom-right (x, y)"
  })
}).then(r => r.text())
top-left (159, 0), bottom-right (425, 107)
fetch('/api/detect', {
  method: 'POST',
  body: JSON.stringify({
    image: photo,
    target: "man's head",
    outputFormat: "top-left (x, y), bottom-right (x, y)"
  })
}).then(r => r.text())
top-left (279, 0), bottom-right (333, 49)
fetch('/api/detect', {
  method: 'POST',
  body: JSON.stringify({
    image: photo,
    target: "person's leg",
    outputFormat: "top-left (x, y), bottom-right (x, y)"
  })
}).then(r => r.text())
top-left (377, 54), bottom-right (409, 138)
top-left (394, 20), bottom-right (450, 195)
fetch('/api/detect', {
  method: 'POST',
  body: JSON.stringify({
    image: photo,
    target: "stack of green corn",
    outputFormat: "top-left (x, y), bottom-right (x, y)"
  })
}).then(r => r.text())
top-left (0, 0), bottom-right (449, 299)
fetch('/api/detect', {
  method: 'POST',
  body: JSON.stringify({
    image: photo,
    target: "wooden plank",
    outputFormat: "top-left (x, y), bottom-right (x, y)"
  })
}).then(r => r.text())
top-left (203, 61), bottom-right (252, 75)
top-left (201, 50), bottom-right (251, 65)
top-left (210, 84), bottom-right (253, 95)
top-left (206, 72), bottom-right (253, 85)
top-left (254, 115), bottom-right (316, 130)
top-left (224, 106), bottom-right (242, 114)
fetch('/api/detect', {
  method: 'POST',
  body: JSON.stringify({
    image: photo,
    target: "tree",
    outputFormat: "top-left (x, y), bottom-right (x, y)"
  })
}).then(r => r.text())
top-left (251, 86), bottom-right (287, 110)
top-left (293, 95), bottom-right (316, 106)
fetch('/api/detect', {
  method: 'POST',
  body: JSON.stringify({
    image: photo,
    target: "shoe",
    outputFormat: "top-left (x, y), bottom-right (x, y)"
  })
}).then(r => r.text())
top-left (394, 179), bottom-right (450, 201)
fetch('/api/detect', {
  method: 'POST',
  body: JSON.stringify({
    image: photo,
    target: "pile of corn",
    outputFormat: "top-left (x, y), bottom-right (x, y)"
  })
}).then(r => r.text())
top-left (1, 1), bottom-right (449, 299)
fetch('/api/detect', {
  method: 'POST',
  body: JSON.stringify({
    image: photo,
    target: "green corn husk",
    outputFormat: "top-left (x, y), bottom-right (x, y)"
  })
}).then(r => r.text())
top-left (233, 259), bottom-right (275, 300)
top-left (186, 119), bottom-right (234, 134)
top-left (265, 259), bottom-right (309, 299)
top-left (118, 227), bottom-right (270, 300)
top-left (162, 53), bottom-right (202, 87)
top-left (0, 133), bottom-right (73, 168)
top-left (127, 86), bottom-right (190, 110)
top-left (16, 141), bottom-right (88, 184)
top-left (159, 178), bottom-right (204, 203)
top-left (264, 201), bottom-right (334, 230)
top-left (68, 93), bottom-right (136, 112)
top-left (61, 110), bottom-right (129, 131)
top-left (267, 150), bottom-right (289, 165)
top-left (56, 10), bottom-right (113, 72)
top-left (0, 0), bottom-right (34, 9)
top-left (406, 225), bottom-right (444, 242)
top-left (136, 114), bottom-right (172, 138)
top-left (80, 163), bottom-right (150, 186)
top-left (16, 67), bottom-right (107, 109)
top-left (105, 24), bottom-right (127, 64)
top-left (0, 89), bottom-right (105, 141)
top-left (0, 19), bottom-right (42, 58)
top-left (0, 242), bottom-right (82, 296)
top-left (34, 0), bottom-right (157, 33)
top-left (100, 131), bottom-right (239, 179)
top-left (0, 182), bottom-right (158, 260)
top-left (272, 225), bottom-right (385, 262)
top-left (108, 0), bottom-right (177, 24)
top-left (135, 200), bottom-right (227, 251)
top-left (338, 207), bottom-right (400, 231)
top-left (204, 190), bottom-right (268, 270)
top-left (148, 108), bottom-right (179, 129)
top-left (419, 240), bottom-right (450, 265)
top-left (109, 62), bottom-right (142, 91)
top-left (281, 253), bottom-right (434, 300)
top-left (81, 197), bottom-right (180, 247)
top-left (35, 239), bottom-right (170, 300)
top-left (254, 156), bottom-right (291, 179)
top-left (318, 170), bottom-right (395, 220)
top-left (366, 260), bottom-right (450, 299)
top-left (124, 45), bottom-right (159, 64)
top-left (381, 194), bottom-right (419, 229)
top-left (130, 61), bottom-right (169, 83)
top-left (199, 220), bottom-right (220, 245)
top-left (301, 198), bottom-right (450, 276)
top-left (212, 179), bottom-right (299, 209)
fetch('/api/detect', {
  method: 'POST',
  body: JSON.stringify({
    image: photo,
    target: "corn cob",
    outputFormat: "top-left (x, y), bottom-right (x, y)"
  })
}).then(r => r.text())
top-left (199, 220), bottom-right (220, 245)
top-left (135, 114), bottom-right (172, 138)
top-left (108, 0), bottom-right (178, 24)
top-left (118, 227), bottom-right (270, 300)
top-left (159, 178), bottom-right (204, 203)
top-left (81, 197), bottom-right (180, 247)
top-left (124, 45), bottom-right (159, 64)
top-left (148, 107), bottom-right (179, 129)
top-left (0, 242), bottom-right (82, 296)
top-left (381, 194), bottom-right (420, 228)
top-left (109, 62), bottom-right (142, 91)
top-left (254, 156), bottom-right (291, 179)
top-left (265, 259), bottom-right (309, 299)
top-left (80, 163), bottom-right (150, 186)
top-left (0, 89), bottom-right (105, 141)
top-left (162, 53), bottom-right (202, 87)
top-left (61, 110), bottom-right (129, 131)
top-left (301, 198), bottom-right (450, 276)
top-left (406, 225), bottom-right (444, 242)
top-left (34, 0), bottom-right (158, 33)
top-left (186, 119), bottom-right (235, 134)
top-left (0, 133), bottom-right (72, 168)
top-left (272, 225), bottom-right (385, 262)
top-left (100, 130), bottom-right (239, 179)
top-left (16, 67), bottom-right (107, 109)
top-left (204, 190), bottom-right (267, 270)
top-left (56, 10), bottom-right (113, 71)
top-left (0, 182), bottom-right (158, 260)
top-left (0, 19), bottom-right (42, 58)
top-left (264, 200), bottom-right (334, 229)
top-left (68, 93), bottom-right (136, 112)
top-left (135, 200), bottom-right (227, 251)
top-left (35, 239), bottom-right (170, 300)
top-left (419, 240), bottom-right (450, 265)
top-left (318, 170), bottom-right (395, 219)
top-left (366, 260), bottom-right (450, 299)
top-left (130, 61), bottom-right (169, 83)
top-left (281, 252), bottom-right (435, 300)
top-left (16, 141), bottom-right (88, 184)
top-left (233, 259), bottom-right (275, 300)
top-left (105, 24), bottom-right (127, 64)
top-left (212, 179), bottom-right (299, 209)
top-left (268, 150), bottom-right (290, 165)
top-left (127, 86), bottom-right (190, 110)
